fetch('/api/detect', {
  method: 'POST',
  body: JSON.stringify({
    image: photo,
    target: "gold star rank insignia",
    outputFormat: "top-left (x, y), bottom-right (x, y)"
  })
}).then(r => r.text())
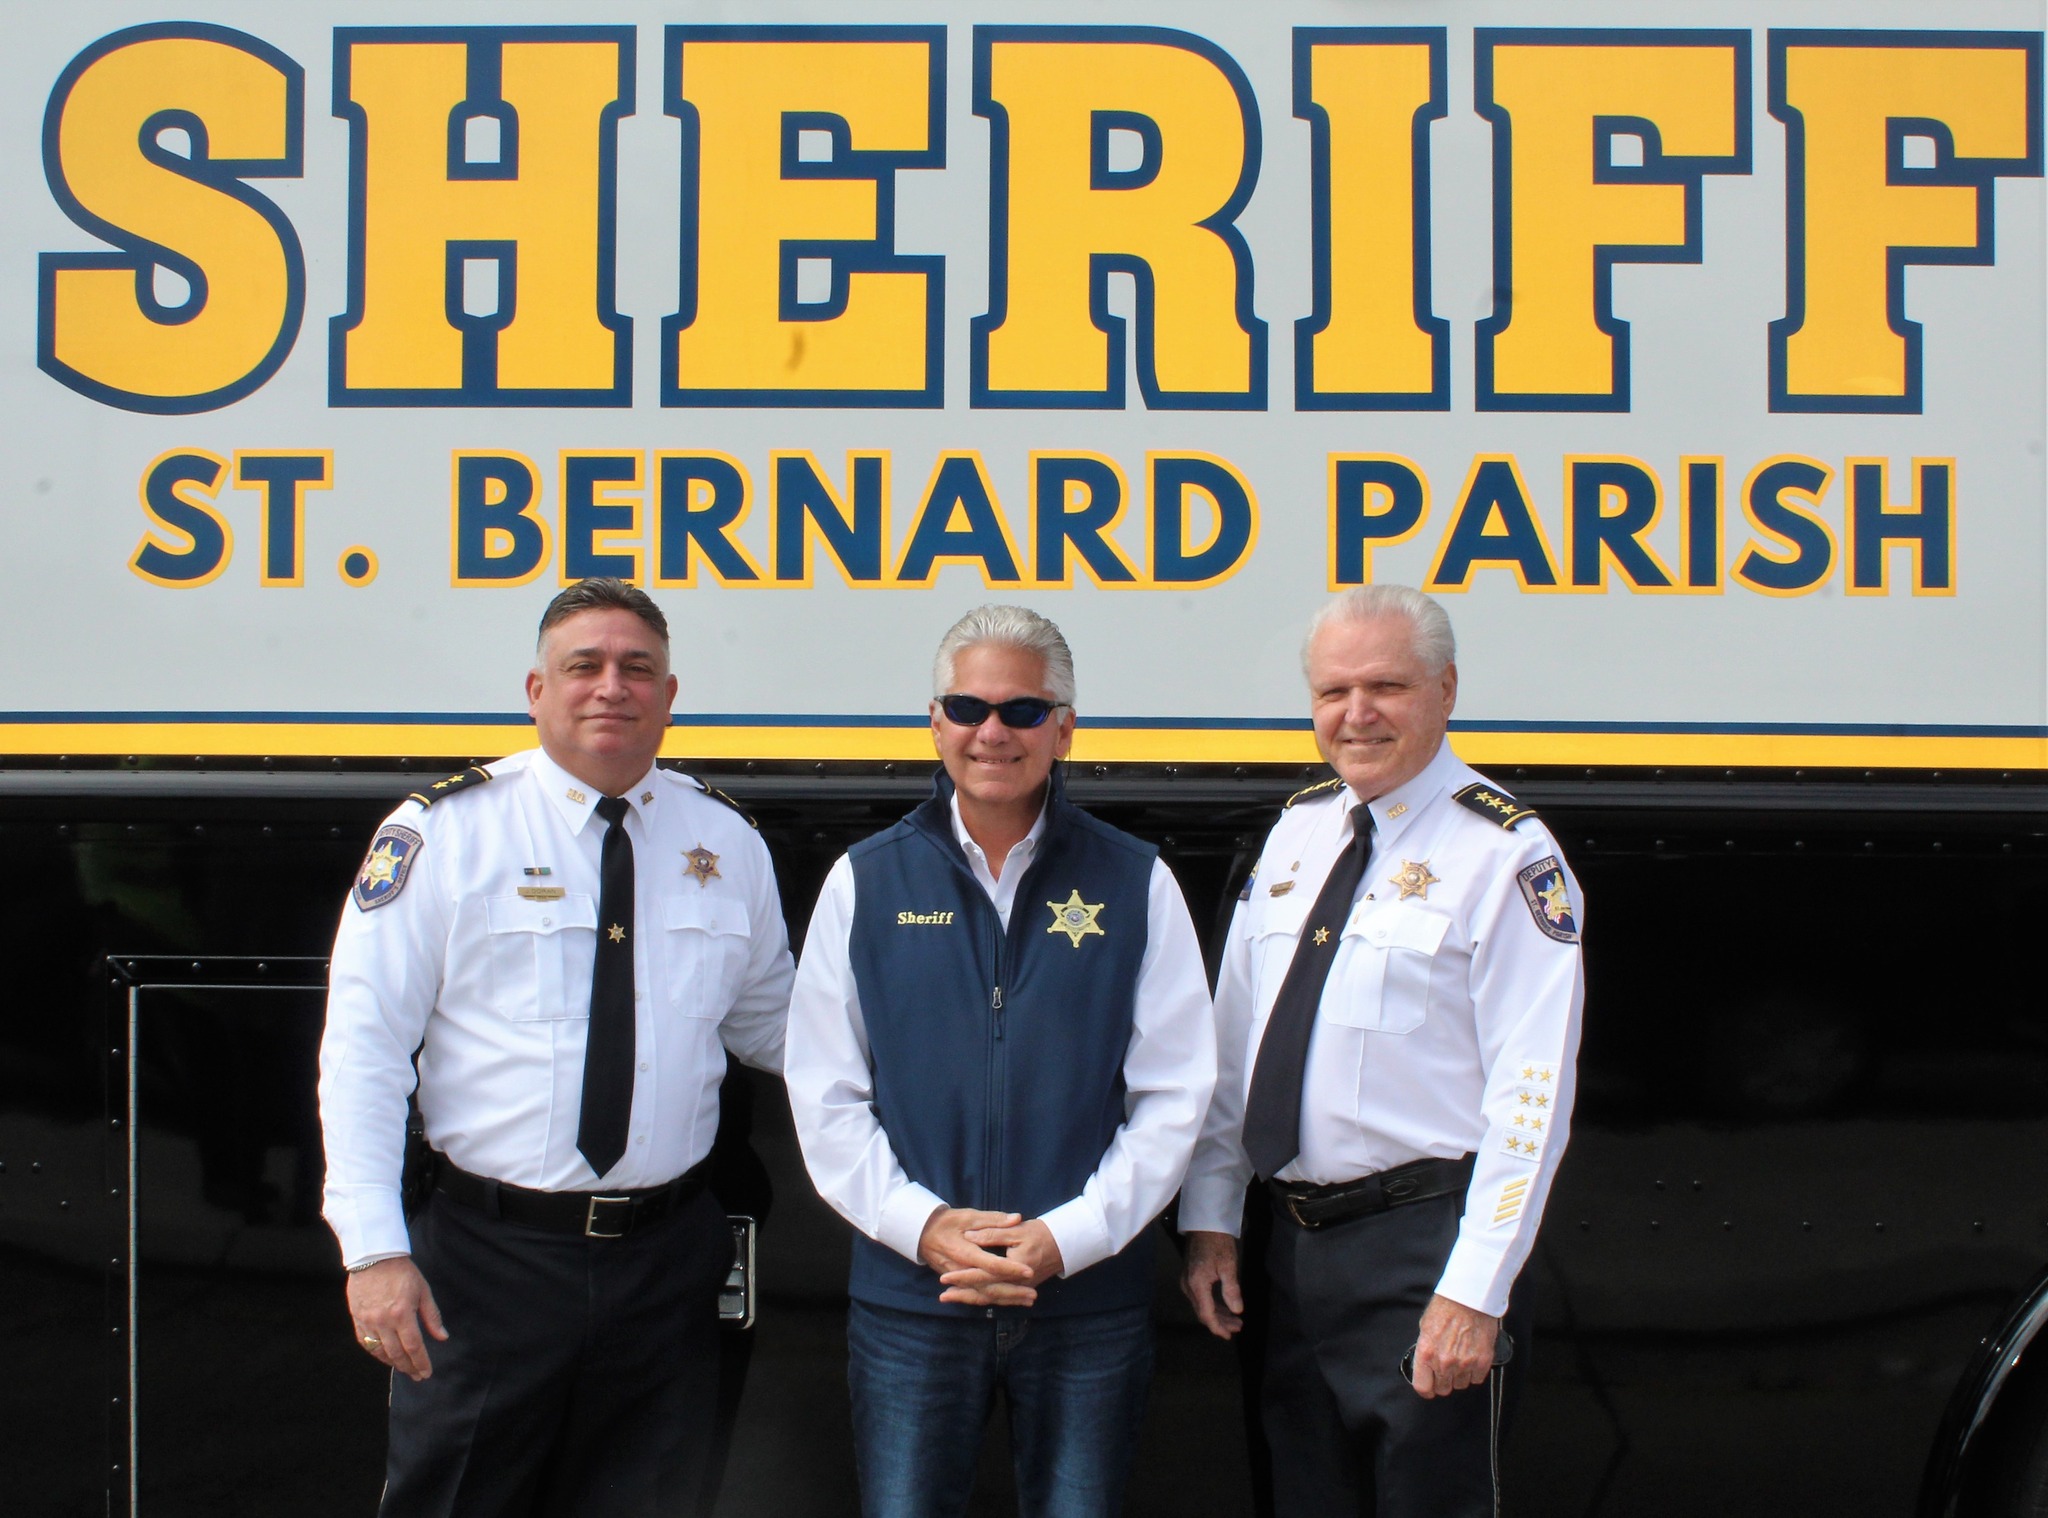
top-left (1046, 890), bottom-right (1105, 947)
top-left (684, 846), bottom-right (721, 887)
top-left (1389, 859), bottom-right (1440, 901)
top-left (607, 923), bottom-right (626, 943)
top-left (1313, 926), bottom-right (1331, 946)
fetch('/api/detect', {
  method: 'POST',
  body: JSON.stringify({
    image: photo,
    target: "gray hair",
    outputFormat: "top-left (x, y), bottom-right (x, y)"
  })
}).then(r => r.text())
top-left (1302, 585), bottom-right (1456, 676)
top-left (932, 604), bottom-right (1077, 706)
top-left (537, 578), bottom-right (669, 654)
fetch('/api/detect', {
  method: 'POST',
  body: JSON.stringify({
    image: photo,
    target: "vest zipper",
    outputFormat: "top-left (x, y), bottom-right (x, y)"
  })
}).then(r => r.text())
top-left (991, 982), bottom-right (1004, 1037)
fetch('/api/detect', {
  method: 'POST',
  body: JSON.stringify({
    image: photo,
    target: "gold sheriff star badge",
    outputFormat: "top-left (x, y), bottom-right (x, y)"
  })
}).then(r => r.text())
top-left (359, 840), bottom-right (402, 891)
top-left (1389, 859), bottom-right (1440, 900)
top-left (607, 923), bottom-right (626, 943)
top-left (1046, 890), bottom-right (1106, 947)
top-left (684, 845), bottom-right (721, 887)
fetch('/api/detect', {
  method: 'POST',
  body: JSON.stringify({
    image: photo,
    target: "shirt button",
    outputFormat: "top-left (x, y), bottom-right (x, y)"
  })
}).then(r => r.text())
top-left (634, 1135), bottom-right (645, 1145)
top-left (541, 917), bottom-right (552, 927)
top-left (639, 1062), bottom-right (649, 1072)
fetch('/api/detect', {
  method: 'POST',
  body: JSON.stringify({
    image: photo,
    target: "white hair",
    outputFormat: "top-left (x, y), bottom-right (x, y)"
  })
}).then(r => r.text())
top-left (1301, 585), bottom-right (1456, 676)
top-left (932, 604), bottom-right (1077, 706)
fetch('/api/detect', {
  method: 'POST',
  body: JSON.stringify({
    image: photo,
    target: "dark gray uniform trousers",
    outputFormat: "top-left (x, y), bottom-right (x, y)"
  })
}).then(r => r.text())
top-left (380, 1185), bottom-right (730, 1518)
top-left (1261, 1192), bottom-right (1524, 1518)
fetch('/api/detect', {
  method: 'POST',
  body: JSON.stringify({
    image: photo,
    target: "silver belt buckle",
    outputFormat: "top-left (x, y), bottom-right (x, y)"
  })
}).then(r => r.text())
top-left (585, 1195), bottom-right (632, 1238)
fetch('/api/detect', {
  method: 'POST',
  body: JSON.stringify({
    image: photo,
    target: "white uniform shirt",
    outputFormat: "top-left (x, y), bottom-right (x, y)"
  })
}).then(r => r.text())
top-left (785, 798), bottom-right (1217, 1279)
top-left (1180, 742), bottom-right (1585, 1318)
top-left (319, 747), bottom-right (794, 1268)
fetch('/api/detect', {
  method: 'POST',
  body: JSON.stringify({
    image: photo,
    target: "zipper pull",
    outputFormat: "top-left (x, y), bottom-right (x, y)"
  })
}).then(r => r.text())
top-left (992, 984), bottom-right (1004, 1036)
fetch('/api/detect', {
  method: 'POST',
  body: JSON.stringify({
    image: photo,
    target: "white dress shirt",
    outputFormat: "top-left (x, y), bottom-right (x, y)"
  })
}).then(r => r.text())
top-left (319, 747), bottom-right (793, 1268)
top-left (1180, 741), bottom-right (1585, 1318)
top-left (785, 798), bottom-right (1217, 1279)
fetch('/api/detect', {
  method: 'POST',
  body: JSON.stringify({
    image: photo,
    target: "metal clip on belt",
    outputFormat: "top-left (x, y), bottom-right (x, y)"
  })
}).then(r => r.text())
top-left (1268, 1153), bottom-right (1476, 1230)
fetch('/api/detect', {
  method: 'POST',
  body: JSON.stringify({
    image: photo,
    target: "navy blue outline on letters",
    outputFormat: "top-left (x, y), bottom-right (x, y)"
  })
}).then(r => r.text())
top-left (329, 25), bottom-right (635, 409)
top-left (1294, 27), bottom-right (1448, 412)
top-left (38, 22), bottom-right (305, 415)
top-left (663, 25), bottom-right (946, 409)
top-left (971, 25), bottom-right (1267, 412)
top-left (1474, 28), bottom-right (1751, 414)
top-left (1767, 28), bottom-right (2043, 415)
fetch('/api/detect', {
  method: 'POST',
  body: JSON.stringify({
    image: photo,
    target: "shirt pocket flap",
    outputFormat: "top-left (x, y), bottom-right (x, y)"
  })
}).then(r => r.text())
top-left (484, 893), bottom-right (597, 935)
top-left (1346, 908), bottom-right (1451, 956)
top-left (662, 894), bottom-right (751, 939)
top-left (1250, 894), bottom-right (1312, 940)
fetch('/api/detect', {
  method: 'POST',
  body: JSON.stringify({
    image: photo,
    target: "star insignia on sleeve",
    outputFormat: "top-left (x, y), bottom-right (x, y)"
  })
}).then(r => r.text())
top-left (1389, 859), bottom-right (1440, 901)
top-left (1045, 890), bottom-right (1106, 947)
top-left (607, 923), bottom-right (626, 943)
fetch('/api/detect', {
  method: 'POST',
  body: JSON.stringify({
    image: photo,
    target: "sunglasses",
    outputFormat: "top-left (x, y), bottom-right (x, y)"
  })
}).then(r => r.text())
top-left (937, 694), bottom-right (1069, 729)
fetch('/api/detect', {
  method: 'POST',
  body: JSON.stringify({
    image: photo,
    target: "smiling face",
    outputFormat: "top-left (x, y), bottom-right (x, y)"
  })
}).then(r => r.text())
top-left (1306, 612), bottom-right (1457, 801)
top-left (930, 642), bottom-right (1074, 821)
top-left (526, 608), bottom-right (677, 797)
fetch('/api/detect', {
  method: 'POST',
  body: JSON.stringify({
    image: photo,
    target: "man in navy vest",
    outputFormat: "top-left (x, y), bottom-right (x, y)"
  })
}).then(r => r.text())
top-left (785, 604), bottom-right (1216, 1518)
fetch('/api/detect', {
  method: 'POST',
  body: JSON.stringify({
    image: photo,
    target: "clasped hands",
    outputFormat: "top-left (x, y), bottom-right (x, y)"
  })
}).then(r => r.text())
top-left (917, 1207), bottom-right (1064, 1307)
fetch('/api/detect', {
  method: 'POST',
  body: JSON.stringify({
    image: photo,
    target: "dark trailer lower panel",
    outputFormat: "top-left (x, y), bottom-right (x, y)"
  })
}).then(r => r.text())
top-left (4, 763), bottom-right (2046, 1517)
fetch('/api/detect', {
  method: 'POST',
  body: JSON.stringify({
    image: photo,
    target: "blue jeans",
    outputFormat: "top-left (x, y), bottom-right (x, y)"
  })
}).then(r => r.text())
top-left (847, 1299), bottom-right (1154, 1518)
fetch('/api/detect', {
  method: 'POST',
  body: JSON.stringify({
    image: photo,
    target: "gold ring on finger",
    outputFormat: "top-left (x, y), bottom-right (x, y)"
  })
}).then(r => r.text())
top-left (361, 1333), bottom-right (382, 1350)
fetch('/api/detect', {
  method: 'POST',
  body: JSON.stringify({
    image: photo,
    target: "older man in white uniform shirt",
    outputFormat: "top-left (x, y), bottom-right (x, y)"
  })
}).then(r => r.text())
top-left (1180, 584), bottom-right (1585, 1517)
top-left (319, 578), bottom-right (792, 1518)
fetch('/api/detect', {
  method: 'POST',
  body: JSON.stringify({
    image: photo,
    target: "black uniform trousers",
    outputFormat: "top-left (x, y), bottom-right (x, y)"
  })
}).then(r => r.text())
top-left (1260, 1191), bottom-right (1529, 1518)
top-left (380, 1185), bottom-right (731, 1518)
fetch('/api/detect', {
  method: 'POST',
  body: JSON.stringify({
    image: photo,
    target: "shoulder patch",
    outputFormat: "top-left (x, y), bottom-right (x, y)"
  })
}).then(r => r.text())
top-left (1284, 775), bottom-right (1344, 809)
top-left (1237, 861), bottom-right (1259, 901)
top-left (407, 765), bottom-right (492, 809)
top-left (687, 774), bottom-right (758, 829)
top-left (353, 824), bottom-right (423, 911)
top-left (1454, 781), bottom-right (1536, 829)
top-left (1517, 856), bottom-right (1580, 943)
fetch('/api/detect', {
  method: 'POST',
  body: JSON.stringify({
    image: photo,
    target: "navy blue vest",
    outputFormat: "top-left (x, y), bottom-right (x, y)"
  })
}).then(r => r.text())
top-left (845, 771), bottom-right (1158, 1317)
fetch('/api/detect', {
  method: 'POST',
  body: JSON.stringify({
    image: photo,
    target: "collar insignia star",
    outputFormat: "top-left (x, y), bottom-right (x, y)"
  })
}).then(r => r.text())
top-left (1389, 859), bottom-right (1440, 900)
top-left (684, 845), bottom-right (721, 887)
top-left (1313, 926), bottom-right (1331, 946)
top-left (607, 923), bottom-right (626, 943)
top-left (1046, 890), bottom-right (1105, 947)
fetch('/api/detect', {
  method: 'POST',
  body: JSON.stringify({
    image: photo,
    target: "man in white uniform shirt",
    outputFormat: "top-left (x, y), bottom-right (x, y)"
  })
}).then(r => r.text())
top-left (1179, 585), bottom-right (1585, 1517)
top-left (785, 605), bottom-right (1215, 1518)
top-left (319, 578), bottom-right (792, 1518)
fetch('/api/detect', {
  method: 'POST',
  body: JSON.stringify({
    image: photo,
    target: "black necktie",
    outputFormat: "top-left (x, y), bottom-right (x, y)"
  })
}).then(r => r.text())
top-left (1243, 803), bottom-right (1375, 1179)
top-left (578, 795), bottom-right (636, 1178)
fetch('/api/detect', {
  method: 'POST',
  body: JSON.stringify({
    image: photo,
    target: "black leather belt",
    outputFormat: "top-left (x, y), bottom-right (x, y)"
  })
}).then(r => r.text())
top-left (432, 1154), bottom-right (707, 1239)
top-left (1267, 1153), bottom-right (1476, 1231)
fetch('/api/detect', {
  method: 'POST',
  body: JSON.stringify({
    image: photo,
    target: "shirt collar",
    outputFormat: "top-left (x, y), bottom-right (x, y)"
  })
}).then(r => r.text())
top-left (947, 789), bottom-right (1049, 864)
top-left (531, 748), bottom-right (660, 833)
top-left (1355, 740), bottom-right (1462, 848)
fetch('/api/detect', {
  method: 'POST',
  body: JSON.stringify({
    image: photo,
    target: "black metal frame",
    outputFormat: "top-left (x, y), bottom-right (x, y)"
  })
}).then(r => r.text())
top-left (102, 955), bottom-right (330, 1518)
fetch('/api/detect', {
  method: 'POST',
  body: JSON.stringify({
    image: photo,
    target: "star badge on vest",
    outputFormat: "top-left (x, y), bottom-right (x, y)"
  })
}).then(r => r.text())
top-left (352, 824), bottom-right (422, 911)
top-left (1517, 857), bottom-right (1579, 942)
top-left (1389, 859), bottom-right (1439, 900)
top-left (684, 846), bottom-right (721, 886)
top-left (1046, 889), bottom-right (1105, 947)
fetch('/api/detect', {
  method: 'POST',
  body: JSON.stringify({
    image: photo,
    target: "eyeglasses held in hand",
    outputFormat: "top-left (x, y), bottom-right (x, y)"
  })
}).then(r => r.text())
top-left (1399, 1330), bottom-right (1514, 1385)
top-left (937, 694), bottom-right (1068, 729)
